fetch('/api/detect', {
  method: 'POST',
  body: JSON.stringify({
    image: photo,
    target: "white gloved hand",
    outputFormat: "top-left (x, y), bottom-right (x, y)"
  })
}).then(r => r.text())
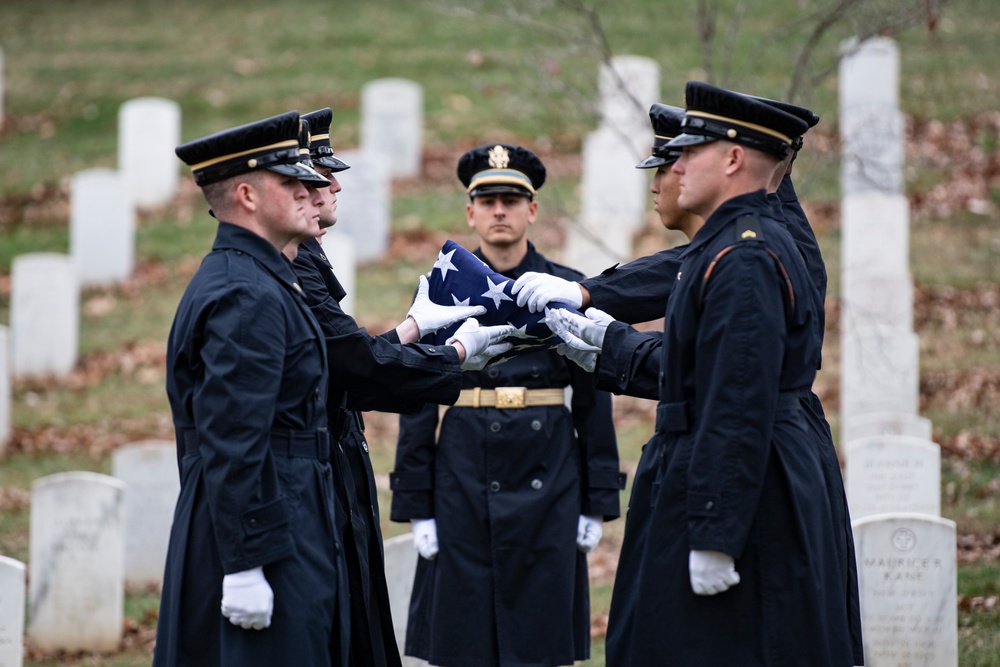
top-left (576, 515), bottom-right (603, 553)
top-left (407, 274), bottom-right (488, 338)
top-left (447, 318), bottom-right (516, 371)
top-left (556, 339), bottom-right (598, 373)
top-left (512, 271), bottom-right (584, 313)
top-left (545, 307), bottom-right (615, 352)
top-left (689, 550), bottom-right (741, 596)
top-left (221, 566), bottom-right (274, 630)
top-left (411, 518), bottom-right (439, 560)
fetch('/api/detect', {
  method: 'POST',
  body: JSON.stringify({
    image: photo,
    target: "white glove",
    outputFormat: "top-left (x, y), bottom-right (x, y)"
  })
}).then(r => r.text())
top-left (545, 307), bottom-right (615, 351)
top-left (556, 339), bottom-right (598, 373)
top-left (512, 271), bottom-right (584, 313)
top-left (407, 274), bottom-right (487, 338)
top-left (411, 518), bottom-right (439, 560)
top-left (576, 515), bottom-right (603, 552)
top-left (221, 566), bottom-right (274, 630)
top-left (447, 318), bottom-right (516, 371)
top-left (689, 550), bottom-right (741, 596)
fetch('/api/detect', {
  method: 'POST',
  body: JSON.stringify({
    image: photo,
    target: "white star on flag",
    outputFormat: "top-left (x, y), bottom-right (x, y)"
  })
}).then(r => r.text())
top-left (481, 276), bottom-right (513, 309)
top-left (451, 294), bottom-right (471, 307)
top-left (434, 248), bottom-right (459, 281)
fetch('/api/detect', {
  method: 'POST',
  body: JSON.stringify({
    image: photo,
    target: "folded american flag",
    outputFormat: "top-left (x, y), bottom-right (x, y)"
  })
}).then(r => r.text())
top-left (423, 240), bottom-right (581, 364)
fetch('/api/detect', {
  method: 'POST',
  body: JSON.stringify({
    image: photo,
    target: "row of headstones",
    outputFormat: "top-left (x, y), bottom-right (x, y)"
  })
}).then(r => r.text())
top-left (0, 436), bottom-right (428, 666)
top-left (838, 38), bottom-right (957, 666)
top-left (0, 441), bottom-right (178, 663)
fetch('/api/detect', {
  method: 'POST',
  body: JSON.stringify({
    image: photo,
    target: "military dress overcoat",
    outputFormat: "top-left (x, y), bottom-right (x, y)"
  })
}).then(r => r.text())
top-left (155, 223), bottom-right (348, 667)
top-left (582, 176), bottom-right (863, 663)
top-left (292, 236), bottom-right (465, 667)
top-left (390, 244), bottom-right (624, 667)
top-left (597, 191), bottom-right (857, 666)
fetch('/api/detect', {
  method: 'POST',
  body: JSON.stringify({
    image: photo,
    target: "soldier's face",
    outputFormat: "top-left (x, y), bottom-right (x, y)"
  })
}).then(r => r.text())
top-left (255, 172), bottom-right (311, 240)
top-left (314, 165), bottom-right (342, 230)
top-left (466, 193), bottom-right (537, 248)
top-left (672, 142), bottom-right (727, 218)
top-left (651, 165), bottom-right (686, 230)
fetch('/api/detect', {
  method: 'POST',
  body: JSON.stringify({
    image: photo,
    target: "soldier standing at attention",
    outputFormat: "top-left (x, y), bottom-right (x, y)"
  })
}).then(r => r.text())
top-left (390, 143), bottom-right (625, 667)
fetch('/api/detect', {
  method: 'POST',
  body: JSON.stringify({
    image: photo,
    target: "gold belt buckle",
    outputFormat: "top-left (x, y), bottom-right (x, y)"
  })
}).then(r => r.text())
top-left (495, 387), bottom-right (527, 408)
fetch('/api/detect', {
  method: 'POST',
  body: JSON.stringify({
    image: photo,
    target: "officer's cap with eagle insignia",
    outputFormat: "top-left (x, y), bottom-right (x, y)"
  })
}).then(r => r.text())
top-left (457, 143), bottom-right (546, 200)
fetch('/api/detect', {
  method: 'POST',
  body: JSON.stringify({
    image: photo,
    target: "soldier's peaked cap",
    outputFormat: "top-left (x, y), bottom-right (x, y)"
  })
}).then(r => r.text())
top-left (295, 118), bottom-right (333, 187)
top-left (666, 81), bottom-right (809, 158)
top-left (457, 143), bottom-right (546, 199)
top-left (176, 110), bottom-right (325, 186)
top-left (302, 108), bottom-right (351, 172)
top-left (636, 103), bottom-right (686, 169)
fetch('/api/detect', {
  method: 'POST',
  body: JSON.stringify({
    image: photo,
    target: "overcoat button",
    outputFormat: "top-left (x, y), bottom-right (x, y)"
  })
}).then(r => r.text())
top-left (361, 440), bottom-right (369, 453)
top-left (705, 501), bottom-right (713, 510)
top-left (490, 481), bottom-right (501, 492)
top-left (531, 479), bottom-right (542, 490)
top-left (249, 519), bottom-right (258, 527)
top-left (490, 422), bottom-right (501, 433)
top-left (488, 368), bottom-right (499, 378)
top-left (530, 420), bottom-right (542, 431)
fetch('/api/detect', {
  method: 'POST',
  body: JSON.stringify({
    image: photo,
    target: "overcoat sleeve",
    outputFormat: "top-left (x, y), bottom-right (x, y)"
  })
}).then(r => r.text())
top-left (686, 245), bottom-right (787, 558)
top-left (775, 174), bottom-right (827, 302)
top-left (389, 402), bottom-right (441, 521)
top-left (292, 250), bottom-right (463, 412)
top-left (193, 283), bottom-right (296, 574)
top-left (580, 248), bottom-right (683, 324)
top-left (566, 360), bottom-right (625, 520)
top-left (592, 321), bottom-right (663, 400)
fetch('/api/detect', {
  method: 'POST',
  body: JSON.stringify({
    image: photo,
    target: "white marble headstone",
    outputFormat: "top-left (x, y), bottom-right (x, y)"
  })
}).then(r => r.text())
top-left (28, 472), bottom-right (125, 653)
top-left (580, 127), bottom-right (648, 233)
top-left (112, 440), bottom-right (179, 589)
top-left (841, 192), bottom-right (910, 279)
top-left (841, 271), bottom-right (914, 334)
top-left (10, 253), bottom-right (79, 378)
top-left (843, 412), bottom-right (933, 446)
top-left (329, 149), bottom-right (391, 264)
top-left (846, 435), bottom-right (941, 520)
top-left (382, 533), bottom-right (429, 667)
top-left (321, 231), bottom-right (356, 317)
top-left (840, 325), bottom-right (919, 429)
top-left (853, 513), bottom-right (957, 667)
top-left (0, 325), bottom-right (10, 456)
top-left (839, 38), bottom-right (904, 196)
top-left (118, 97), bottom-right (181, 209)
top-left (361, 78), bottom-right (423, 178)
top-left (0, 555), bottom-right (26, 667)
top-left (70, 168), bottom-right (135, 286)
top-left (598, 55), bottom-right (660, 155)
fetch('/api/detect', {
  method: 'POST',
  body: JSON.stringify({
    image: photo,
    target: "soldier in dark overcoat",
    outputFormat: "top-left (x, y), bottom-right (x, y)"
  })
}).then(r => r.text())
top-left (547, 83), bottom-right (858, 666)
top-left (155, 111), bottom-right (348, 667)
top-left (516, 99), bottom-right (863, 664)
top-left (285, 109), bottom-right (509, 667)
top-left (390, 144), bottom-right (625, 667)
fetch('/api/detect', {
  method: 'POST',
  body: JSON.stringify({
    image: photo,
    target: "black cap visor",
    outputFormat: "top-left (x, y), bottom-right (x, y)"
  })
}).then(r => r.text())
top-left (469, 184), bottom-right (534, 199)
top-left (313, 154), bottom-right (351, 172)
top-left (268, 161), bottom-right (331, 187)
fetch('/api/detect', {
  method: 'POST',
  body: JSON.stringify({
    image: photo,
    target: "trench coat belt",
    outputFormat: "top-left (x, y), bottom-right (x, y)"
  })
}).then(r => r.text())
top-left (177, 427), bottom-right (331, 461)
top-left (452, 387), bottom-right (566, 409)
top-left (655, 391), bottom-right (801, 434)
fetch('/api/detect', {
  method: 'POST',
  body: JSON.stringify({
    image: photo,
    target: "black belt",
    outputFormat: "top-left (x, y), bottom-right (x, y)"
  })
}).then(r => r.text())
top-left (180, 427), bottom-right (331, 462)
top-left (655, 391), bottom-right (801, 434)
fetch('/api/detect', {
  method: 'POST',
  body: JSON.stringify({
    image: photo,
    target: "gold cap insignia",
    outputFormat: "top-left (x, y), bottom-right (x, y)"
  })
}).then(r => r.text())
top-left (247, 158), bottom-right (258, 168)
top-left (741, 229), bottom-right (757, 239)
top-left (488, 145), bottom-right (510, 169)
top-left (727, 128), bottom-right (738, 139)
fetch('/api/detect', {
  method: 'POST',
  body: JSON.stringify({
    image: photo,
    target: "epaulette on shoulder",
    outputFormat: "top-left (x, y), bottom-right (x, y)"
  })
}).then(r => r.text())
top-left (736, 214), bottom-right (764, 242)
top-left (698, 212), bottom-right (795, 320)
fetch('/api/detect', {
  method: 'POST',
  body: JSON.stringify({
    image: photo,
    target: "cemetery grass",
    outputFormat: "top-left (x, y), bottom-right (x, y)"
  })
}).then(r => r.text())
top-left (2, 0), bottom-right (1000, 665)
